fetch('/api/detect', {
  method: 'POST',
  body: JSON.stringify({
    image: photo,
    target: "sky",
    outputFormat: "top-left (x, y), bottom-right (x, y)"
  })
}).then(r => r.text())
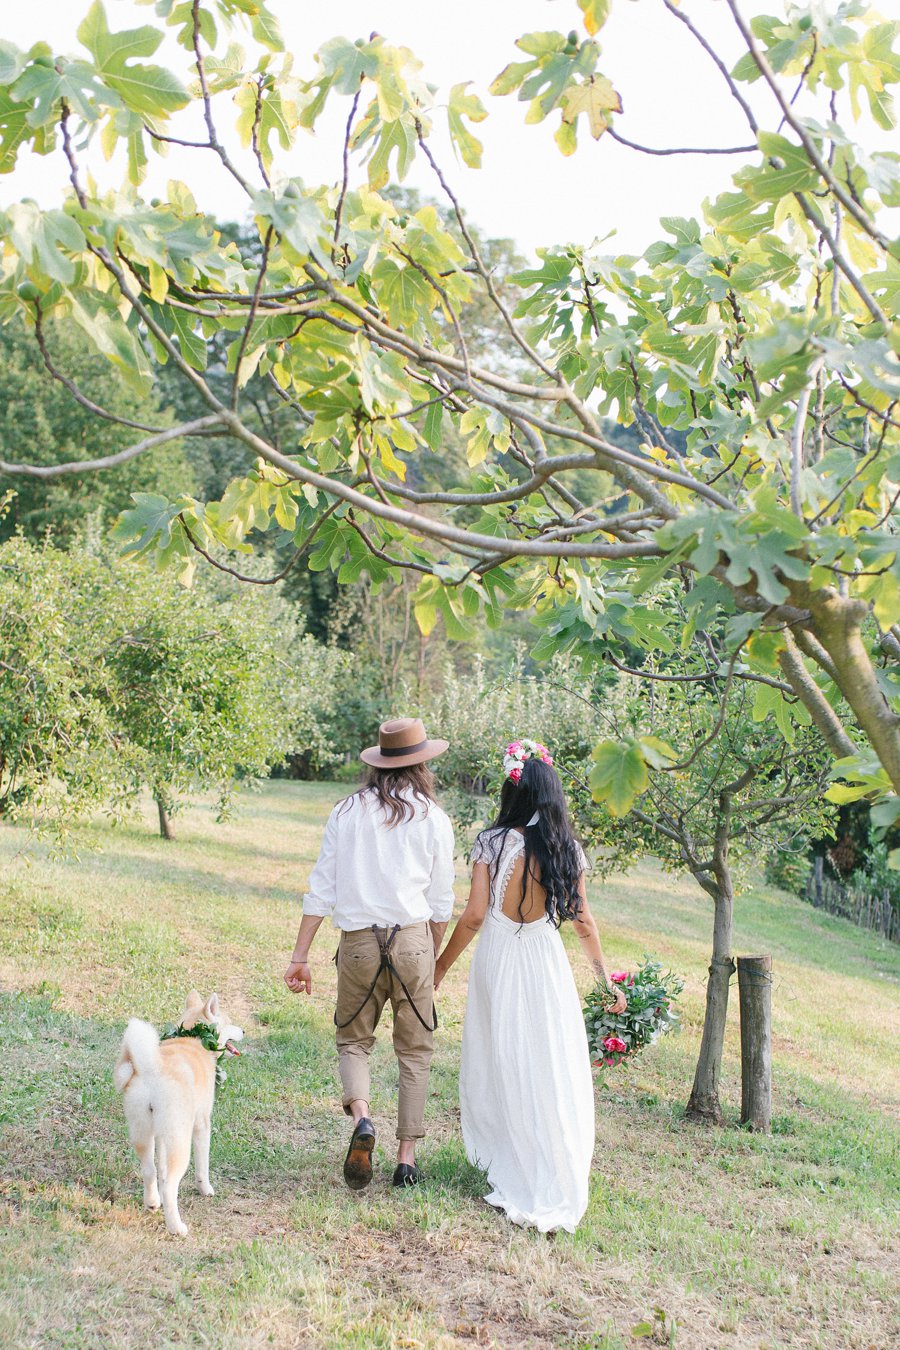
top-left (0, 1), bottom-right (890, 258)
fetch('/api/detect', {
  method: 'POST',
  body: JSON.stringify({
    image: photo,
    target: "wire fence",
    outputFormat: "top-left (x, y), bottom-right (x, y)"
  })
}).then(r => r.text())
top-left (805, 856), bottom-right (899, 943)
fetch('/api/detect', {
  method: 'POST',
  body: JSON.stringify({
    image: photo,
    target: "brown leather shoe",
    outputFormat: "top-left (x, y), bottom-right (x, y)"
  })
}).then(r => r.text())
top-left (343, 1118), bottom-right (375, 1190)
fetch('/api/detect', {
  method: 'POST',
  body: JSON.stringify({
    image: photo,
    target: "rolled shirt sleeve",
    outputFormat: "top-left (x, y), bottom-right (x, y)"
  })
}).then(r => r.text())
top-left (425, 812), bottom-right (456, 923)
top-left (302, 805), bottom-right (340, 917)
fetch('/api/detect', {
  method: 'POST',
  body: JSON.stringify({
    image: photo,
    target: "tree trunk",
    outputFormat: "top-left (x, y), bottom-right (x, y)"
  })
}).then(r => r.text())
top-left (156, 794), bottom-right (175, 841)
top-left (738, 955), bottom-right (772, 1132)
top-left (685, 877), bottom-right (734, 1124)
top-left (803, 589), bottom-right (900, 792)
top-left (776, 585), bottom-right (900, 793)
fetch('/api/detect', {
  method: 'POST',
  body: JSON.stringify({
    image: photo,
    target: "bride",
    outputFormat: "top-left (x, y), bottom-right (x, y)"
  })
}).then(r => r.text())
top-left (434, 739), bottom-right (627, 1234)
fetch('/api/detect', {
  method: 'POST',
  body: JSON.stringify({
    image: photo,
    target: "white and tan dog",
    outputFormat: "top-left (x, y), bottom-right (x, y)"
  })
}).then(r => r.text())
top-left (114, 991), bottom-right (243, 1236)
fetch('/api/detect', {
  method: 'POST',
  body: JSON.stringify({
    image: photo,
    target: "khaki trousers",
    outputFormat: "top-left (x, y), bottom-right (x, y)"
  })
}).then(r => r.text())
top-left (334, 923), bottom-right (435, 1141)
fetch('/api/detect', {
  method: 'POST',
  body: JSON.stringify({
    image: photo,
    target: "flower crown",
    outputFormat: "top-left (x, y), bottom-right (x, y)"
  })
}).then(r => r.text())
top-left (503, 738), bottom-right (553, 783)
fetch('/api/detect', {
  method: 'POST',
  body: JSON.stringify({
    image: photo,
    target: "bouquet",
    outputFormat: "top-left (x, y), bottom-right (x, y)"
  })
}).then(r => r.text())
top-left (584, 958), bottom-right (684, 1069)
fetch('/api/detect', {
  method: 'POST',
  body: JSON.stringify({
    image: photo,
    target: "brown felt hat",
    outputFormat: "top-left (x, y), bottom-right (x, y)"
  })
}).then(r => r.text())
top-left (360, 717), bottom-right (449, 769)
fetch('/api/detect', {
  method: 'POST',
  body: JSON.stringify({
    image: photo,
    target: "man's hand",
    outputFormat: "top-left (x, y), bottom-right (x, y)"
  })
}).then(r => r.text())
top-left (284, 960), bottom-right (312, 995)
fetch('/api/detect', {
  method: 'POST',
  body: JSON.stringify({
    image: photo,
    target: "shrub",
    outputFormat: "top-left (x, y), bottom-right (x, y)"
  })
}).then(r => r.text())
top-left (764, 844), bottom-right (813, 897)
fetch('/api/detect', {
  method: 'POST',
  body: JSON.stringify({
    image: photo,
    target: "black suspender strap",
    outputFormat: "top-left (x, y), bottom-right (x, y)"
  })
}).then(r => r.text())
top-left (334, 924), bottom-right (438, 1032)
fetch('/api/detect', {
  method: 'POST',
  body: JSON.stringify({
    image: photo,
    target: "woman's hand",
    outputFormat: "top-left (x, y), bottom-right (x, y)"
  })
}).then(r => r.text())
top-left (609, 987), bottom-right (627, 1015)
top-left (284, 960), bottom-right (312, 995)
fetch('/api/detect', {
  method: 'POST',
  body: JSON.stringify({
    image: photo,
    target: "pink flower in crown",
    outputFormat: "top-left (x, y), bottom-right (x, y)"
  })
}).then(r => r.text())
top-left (502, 736), bottom-right (554, 782)
top-left (603, 1035), bottom-right (627, 1054)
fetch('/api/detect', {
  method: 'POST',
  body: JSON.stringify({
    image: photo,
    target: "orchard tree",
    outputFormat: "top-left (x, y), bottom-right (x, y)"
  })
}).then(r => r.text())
top-left (100, 561), bottom-right (304, 838)
top-left (0, 530), bottom-right (135, 836)
top-left (0, 532), bottom-right (337, 840)
top-left (570, 673), bottom-right (834, 1122)
top-left (0, 0), bottom-right (897, 833)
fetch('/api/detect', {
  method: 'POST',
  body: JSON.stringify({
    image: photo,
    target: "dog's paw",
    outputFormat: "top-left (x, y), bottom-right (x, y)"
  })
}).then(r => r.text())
top-left (166, 1220), bottom-right (189, 1237)
top-left (144, 1196), bottom-right (161, 1211)
top-left (197, 1180), bottom-right (215, 1197)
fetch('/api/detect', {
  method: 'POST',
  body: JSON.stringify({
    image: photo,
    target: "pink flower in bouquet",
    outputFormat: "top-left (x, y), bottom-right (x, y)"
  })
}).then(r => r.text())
top-left (603, 1035), bottom-right (627, 1054)
top-left (610, 972), bottom-right (629, 984)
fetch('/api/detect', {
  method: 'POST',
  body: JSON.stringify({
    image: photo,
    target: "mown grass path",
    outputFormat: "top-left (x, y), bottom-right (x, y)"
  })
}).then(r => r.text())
top-left (1, 782), bottom-right (898, 1348)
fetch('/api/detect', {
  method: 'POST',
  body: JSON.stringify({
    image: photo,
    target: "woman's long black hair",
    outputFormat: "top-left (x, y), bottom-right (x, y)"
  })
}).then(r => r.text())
top-left (484, 756), bottom-right (585, 926)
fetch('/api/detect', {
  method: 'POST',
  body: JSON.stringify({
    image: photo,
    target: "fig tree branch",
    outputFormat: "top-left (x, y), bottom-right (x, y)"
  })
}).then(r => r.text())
top-left (0, 415), bottom-right (225, 478)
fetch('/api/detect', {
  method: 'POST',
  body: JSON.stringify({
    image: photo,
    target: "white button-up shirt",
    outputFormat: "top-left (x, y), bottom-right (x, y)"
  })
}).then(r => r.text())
top-left (302, 788), bottom-right (456, 930)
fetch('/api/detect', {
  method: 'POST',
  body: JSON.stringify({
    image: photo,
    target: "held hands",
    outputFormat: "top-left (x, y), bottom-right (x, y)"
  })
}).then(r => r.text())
top-left (434, 959), bottom-right (447, 992)
top-left (284, 960), bottom-right (311, 995)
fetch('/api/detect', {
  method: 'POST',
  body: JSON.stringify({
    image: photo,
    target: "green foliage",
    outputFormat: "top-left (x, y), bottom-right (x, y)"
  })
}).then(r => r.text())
top-left (0, 317), bottom-right (194, 541)
top-left (0, 534), bottom-right (342, 839)
top-left (398, 654), bottom-right (603, 835)
top-left (848, 841), bottom-right (900, 906)
top-left (573, 675), bottom-right (836, 889)
top-left (0, 536), bottom-right (128, 835)
top-left (0, 0), bottom-right (896, 806)
top-left (764, 844), bottom-right (813, 897)
top-left (280, 641), bottom-right (377, 779)
top-left (588, 734), bottom-right (675, 817)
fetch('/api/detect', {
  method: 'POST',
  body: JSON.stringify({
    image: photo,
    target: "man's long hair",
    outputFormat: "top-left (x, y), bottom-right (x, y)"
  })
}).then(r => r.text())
top-left (342, 763), bottom-right (438, 827)
top-left (486, 757), bottom-right (584, 925)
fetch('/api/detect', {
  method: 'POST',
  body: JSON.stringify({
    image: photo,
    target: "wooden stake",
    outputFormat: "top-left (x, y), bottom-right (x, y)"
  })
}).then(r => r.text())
top-left (738, 954), bottom-right (772, 1133)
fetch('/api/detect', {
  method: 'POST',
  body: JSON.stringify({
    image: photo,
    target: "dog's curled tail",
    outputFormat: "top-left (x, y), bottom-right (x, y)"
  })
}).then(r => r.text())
top-left (114, 1018), bottom-right (161, 1093)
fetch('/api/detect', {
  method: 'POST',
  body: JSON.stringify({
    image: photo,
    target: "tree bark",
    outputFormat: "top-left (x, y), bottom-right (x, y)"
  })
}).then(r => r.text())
top-left (738, 955), bottom-right (772, 1132)
top-left (777, 630), bottom-right (857, 760)
top-left (684, 770), bottom-right (751, 1125)
top-left (685, 879), bottom-right (734, 1124)
top-left (156, 795), bottom-right (175, 841)
top-left (807, 592), bottom-right (900, 793)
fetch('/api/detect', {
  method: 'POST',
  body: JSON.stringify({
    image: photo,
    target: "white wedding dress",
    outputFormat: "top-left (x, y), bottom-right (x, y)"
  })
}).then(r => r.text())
top-left (459, 827), bottom-right (595, 1233)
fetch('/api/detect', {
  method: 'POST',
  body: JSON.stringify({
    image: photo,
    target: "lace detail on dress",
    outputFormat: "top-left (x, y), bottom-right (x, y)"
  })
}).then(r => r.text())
top-left (470, 830), bottom-right (500, 867)
top-left (472, 829), bottom-right (526, 913)
top-left (494, 835), bottom-right (525, 916)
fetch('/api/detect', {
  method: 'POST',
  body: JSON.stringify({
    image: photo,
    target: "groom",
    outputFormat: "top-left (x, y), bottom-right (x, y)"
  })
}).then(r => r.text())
top-left (283, 718), bottom-right (455, 1189)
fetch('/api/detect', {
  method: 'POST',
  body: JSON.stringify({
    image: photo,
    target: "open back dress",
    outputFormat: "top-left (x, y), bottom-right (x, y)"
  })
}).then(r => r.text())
top-left (459, 826), bottom-right (595, 1233)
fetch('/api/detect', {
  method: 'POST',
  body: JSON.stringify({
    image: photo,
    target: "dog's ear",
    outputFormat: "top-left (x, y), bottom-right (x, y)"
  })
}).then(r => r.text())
top-left (203, 992), bottom-right (220, 1021)
top-left (184, 990), bottom-right (203, 1015)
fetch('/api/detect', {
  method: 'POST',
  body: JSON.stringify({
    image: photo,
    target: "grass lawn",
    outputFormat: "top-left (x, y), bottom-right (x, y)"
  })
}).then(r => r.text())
top-left (1, 780), bottom-right (898, 1349)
